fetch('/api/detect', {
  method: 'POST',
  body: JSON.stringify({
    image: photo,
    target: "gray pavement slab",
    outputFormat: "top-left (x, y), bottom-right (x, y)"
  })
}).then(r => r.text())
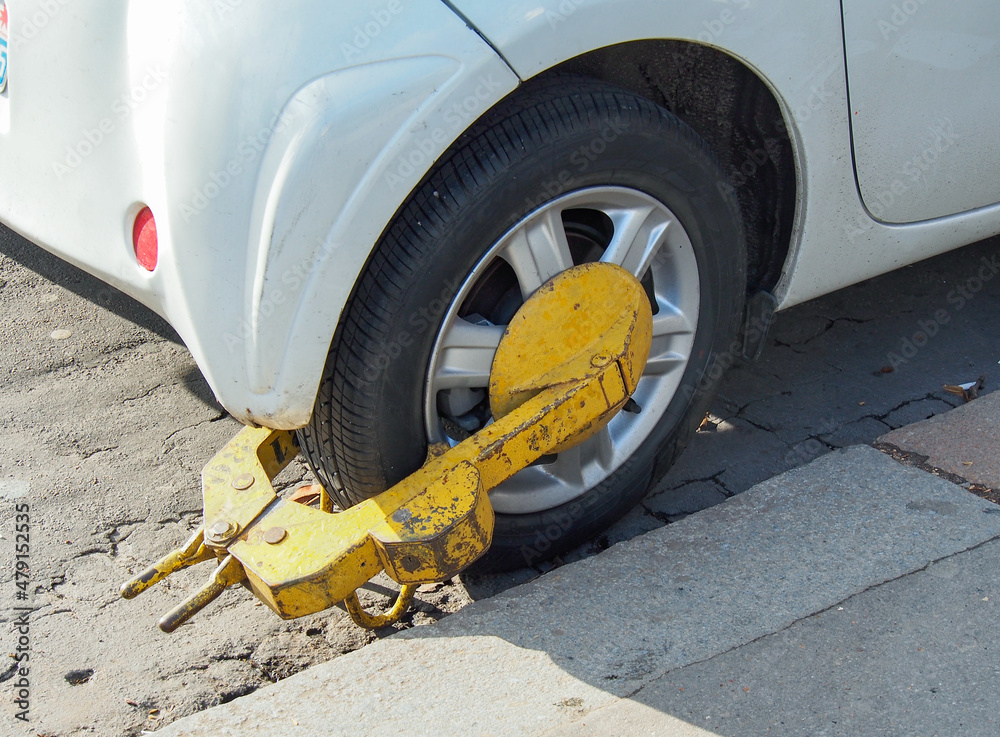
top-left (158, 446), bottom-right (1000, 737)
top-left (551, 538), bottom-right (1000, 737)
top-left (880, 390), bottom-right (1000, 489)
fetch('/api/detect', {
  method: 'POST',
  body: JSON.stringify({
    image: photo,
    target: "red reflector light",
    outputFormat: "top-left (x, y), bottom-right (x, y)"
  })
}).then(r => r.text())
top-left (132, 206), bottom-right (158, 271)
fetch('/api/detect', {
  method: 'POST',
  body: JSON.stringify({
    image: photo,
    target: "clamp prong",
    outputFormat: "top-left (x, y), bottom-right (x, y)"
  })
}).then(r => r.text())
top-left (157, 555), bottom-right (247, 633)
top-left (120, 528), bottom-right (215, 600)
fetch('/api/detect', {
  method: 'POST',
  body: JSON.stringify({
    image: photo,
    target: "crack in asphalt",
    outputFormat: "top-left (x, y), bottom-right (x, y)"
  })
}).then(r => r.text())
top-left (0, 336), bottom-right (168, 392)
top-left (122, 384), bottom-right (166, 405)
top-left (653, 470), bottom-right (729, 496)
top-left (105, 521), bottom-right (145, 556)
top-left (30, 607), bottom-right (74, 622)
top-left (645, 389), bottom-right (972, 528)
top-left (732, 390), bottom-right (959, 451)
top-left (641, 471), bottom-right (735, 524)
top-left (43, 573), bottom-right (67, 593)
top-left (0, 658), bottom-right (19, 683)
top-left (79, 445), bottom-right (120, 460)
top-left (735, 414), bottom-right (773, 434)
top-left (0, 356), bottom-right (80, 388)
top-left (774, 316), bottom-right (877, 353)
top-left (155, 510), bottom-right (207, 526)
top-left (162, 412), bottom-right (229, 446)
top-left (873, 392), bottom-right (940, 424)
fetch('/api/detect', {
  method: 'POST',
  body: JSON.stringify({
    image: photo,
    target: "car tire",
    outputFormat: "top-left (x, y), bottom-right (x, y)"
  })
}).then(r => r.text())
top-left (298, 76), bottom-right (746, 572)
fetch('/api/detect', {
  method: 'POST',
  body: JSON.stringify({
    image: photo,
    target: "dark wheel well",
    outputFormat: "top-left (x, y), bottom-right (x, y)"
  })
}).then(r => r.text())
top-left (546, 40), bottom-right (797, 294)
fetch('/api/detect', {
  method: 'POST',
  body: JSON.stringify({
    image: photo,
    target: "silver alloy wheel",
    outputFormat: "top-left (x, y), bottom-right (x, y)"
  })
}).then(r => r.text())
top-left (424, 186), bottom-right (701, 514)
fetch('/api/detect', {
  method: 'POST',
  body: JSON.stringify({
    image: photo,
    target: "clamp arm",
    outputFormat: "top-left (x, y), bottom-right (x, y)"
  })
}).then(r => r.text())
top-left (120, 263), bottom-right (652, 632)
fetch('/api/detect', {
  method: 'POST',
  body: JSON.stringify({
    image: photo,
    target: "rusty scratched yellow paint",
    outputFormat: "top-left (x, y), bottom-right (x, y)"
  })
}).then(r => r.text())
top-left (120, 263), bottom-right (652, 631)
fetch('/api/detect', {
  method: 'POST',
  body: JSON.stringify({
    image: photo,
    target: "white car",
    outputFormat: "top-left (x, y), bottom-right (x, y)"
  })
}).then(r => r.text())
top-left (2, 1), bottom-right (998, 568)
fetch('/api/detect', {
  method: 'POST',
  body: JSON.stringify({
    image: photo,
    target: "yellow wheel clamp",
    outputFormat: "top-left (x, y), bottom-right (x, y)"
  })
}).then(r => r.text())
top-left (120, 263), bottom-right (652, 632)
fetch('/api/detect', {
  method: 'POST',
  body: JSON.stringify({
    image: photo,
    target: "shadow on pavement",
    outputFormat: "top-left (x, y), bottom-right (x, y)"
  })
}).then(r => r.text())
top-left (0, 222), bottom-right (182, 344)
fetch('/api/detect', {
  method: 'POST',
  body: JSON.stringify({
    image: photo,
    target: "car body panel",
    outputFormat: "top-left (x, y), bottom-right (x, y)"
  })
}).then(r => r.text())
top-left (450, 0), bottom-right (1000, 308)
top-left (0, 0), bottom-right (517, 427)
top-left (2, 0), bottom-right (999, 428)
top-left (842, 0), bottom-right (1000, 223)
top-left (241, 55), bottom-right (517, 422)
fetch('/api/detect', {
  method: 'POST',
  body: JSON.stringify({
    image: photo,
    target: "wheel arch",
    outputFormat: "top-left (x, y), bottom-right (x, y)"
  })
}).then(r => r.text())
top-left (299, 76), bottom-right (749, 567)
top-left (540, 40), bottom-right (798, 296)
top-left (311, 44), bottom-right (799, 432)
top-left (273, 41), bottom-right (800, 430)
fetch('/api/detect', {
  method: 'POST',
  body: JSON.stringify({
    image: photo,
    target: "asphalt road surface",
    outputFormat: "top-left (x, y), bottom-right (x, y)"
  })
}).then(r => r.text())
top-left (1, 223), bottom-right (997, 737)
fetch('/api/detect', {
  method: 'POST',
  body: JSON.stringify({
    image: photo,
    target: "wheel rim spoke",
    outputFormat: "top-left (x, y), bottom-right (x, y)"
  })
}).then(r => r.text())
top-left (585, 425), bottom-right (616, 472)
top-left (500, 207), bottom-right (575, 299)
top-left (599, 205), bottom-right (670, 276)
top-left (433, 319), bottom-right (505, 390)
top-left (651, 304), bottom-right (694, 338)
top-left (643, 348), bottom-right (688, 375)
top-left (643, 305), bottom-right (693, 376)
top-left (544, 444), bottom-right (584, 488)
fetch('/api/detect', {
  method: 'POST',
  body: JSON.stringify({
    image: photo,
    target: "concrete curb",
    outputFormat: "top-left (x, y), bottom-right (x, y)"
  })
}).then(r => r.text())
top-left (879, 389), bottom-right (1000, 491)
top-left (159, 441), bottom-right (1000, 737)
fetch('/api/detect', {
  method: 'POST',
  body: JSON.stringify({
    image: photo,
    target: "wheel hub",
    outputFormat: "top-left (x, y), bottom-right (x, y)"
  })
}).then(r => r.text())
top-left (425, 186), bottom-right (701, 514)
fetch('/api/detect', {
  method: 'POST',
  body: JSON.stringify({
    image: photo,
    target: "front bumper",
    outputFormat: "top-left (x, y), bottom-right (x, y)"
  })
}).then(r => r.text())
top-left (0, 0), bottom-right (517, 427)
